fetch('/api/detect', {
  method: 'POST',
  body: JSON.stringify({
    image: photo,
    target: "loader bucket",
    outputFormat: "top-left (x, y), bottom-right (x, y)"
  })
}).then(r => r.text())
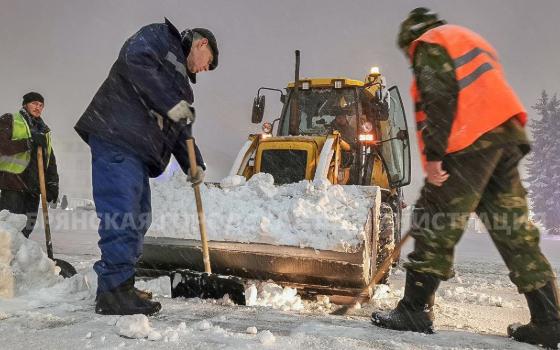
top-left (137, 188), bottom-right (381, 299)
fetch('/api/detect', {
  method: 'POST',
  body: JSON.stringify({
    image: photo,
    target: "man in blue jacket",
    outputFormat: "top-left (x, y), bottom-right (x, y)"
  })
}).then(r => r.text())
top-left (75, 18), bottom-right (218, 315)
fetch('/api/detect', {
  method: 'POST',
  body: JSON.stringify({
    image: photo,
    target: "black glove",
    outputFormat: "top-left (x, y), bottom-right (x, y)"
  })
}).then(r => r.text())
top-left (46, 183), bottom-right (59, 203)
top-left (31, 131), bottom-right (48, 148)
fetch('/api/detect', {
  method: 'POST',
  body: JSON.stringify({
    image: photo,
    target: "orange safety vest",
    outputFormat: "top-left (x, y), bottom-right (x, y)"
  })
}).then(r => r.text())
top-left (409, 24), bottom-right (527, 170)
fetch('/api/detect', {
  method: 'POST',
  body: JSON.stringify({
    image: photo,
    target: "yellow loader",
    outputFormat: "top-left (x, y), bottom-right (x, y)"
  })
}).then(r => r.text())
top-left (139, 52), bottom-right (411, 302)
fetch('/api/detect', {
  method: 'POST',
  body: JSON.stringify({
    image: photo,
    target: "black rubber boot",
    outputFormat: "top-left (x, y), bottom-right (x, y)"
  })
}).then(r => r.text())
top-left (508, 280), bottom-right (560, 349)
top-left (95, 277), bottom-right (161, 316)
top-left (371, 270), bottom-right (440, 334)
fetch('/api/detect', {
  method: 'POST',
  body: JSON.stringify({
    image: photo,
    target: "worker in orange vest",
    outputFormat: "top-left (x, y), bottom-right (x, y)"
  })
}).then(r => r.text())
top-left (371, 8), bottom-right (559, 349)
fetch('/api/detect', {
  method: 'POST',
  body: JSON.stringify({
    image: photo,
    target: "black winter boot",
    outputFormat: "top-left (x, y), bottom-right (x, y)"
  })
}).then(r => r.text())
top-left (371, 270), bottom-right (440, 334)
top-left (95, 277), bottom-right (161, 316)
top-left (508, 280), bottom-right (560, 349)
top-left (95, 282), bottom-right (153, 301)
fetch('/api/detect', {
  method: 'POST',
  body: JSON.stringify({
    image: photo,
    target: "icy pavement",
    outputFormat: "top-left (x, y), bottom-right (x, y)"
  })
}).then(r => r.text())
top-left (0, 210), bottom-right (556, 349)
top-left (0, 289), bottom-right (541, 350)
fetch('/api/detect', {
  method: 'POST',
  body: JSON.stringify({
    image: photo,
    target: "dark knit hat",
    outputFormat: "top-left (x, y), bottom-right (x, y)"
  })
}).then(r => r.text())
top-left (22, 92), bottom-right (44, 105)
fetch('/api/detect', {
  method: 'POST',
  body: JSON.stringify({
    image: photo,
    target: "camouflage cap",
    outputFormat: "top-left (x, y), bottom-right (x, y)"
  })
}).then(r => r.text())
top-left (397, 7), bottom-right (446, 51)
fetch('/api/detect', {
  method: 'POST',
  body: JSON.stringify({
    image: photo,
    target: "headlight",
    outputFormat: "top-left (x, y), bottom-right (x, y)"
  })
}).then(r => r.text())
top-left (359, 134), bottom-right (375, 142)
top-left (361, 121), bottom-right (373, 133)
top-left (262, 122), bottom-right (273, 134)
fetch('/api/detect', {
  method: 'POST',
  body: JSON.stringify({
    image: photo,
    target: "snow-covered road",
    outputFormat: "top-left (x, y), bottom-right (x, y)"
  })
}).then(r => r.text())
top-left (0, 210), bottom-right (557, 349)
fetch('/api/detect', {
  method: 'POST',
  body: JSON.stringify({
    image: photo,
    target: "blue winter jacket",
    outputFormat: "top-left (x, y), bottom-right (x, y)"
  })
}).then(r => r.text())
top-left (75, 18), bottom-right (204, 177)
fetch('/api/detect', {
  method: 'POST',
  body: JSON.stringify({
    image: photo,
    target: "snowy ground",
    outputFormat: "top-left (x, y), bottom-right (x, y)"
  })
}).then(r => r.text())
top-left (1, 209), bottom-right (559, 349)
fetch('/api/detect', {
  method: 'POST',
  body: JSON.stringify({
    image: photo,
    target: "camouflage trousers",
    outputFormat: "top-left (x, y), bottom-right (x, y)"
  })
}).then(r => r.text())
top-left (405, 145), bottom-right (556, 293)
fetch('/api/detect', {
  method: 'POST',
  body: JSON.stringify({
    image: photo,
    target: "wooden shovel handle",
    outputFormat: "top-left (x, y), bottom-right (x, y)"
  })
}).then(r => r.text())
top-left (37, 146), bottom-right (53, 260)
top-left (186, 139), bottom-right (211, 273)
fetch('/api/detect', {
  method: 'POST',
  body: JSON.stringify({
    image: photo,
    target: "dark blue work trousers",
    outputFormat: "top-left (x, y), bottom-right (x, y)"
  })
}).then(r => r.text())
top-left (89, 136), bottom-right (151, 294)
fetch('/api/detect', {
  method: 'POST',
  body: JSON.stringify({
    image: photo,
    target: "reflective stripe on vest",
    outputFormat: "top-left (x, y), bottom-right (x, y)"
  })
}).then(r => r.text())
top-left (409, 24), bottom-right (527, 170)
top-left (0, 112), bottom-right (52, 174)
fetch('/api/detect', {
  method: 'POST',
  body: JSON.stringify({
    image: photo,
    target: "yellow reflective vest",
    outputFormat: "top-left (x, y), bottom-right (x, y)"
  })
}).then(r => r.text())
top-left (0, 111), bottom-right (52, 174)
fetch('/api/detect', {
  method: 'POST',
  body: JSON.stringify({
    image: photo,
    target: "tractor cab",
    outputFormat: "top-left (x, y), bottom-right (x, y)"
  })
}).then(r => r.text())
top-left (252, 70), bottom-right (411, 190)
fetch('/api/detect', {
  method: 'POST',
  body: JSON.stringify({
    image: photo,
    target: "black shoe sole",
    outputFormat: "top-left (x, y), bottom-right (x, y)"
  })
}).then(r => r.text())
top-left (371, 314), bottom-right (435, 334)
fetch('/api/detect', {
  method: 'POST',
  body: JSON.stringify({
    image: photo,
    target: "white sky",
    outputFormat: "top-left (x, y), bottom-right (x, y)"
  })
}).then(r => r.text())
top-left (1, 0), bottom-right (559, 200)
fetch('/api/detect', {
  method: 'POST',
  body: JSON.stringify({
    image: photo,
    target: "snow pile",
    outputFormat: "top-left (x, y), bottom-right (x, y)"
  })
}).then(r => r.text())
top-left (220, 174), bottom-right (246, 188)
top-left (149, 172), bottom-right (378, 252)
top-left (245, 281), bottom-right (304, 311)
top-left (438, 286), bottom-right (515, 308)
top-left (0, 210), bottom-right (60, 298)
top-left (115, 316), bottom-right (188, 341)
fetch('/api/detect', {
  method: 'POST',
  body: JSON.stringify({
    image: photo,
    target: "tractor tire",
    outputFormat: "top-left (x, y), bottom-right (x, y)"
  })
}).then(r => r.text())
top-left (376, 202), bottom-right (395, 284)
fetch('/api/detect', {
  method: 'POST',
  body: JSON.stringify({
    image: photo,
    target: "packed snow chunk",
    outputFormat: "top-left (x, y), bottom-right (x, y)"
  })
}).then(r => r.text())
top-left (438, 286), bottom-right (513, 307)
top-left (220, 175), bottom-right (246, 188)
top-left (0, 265), bottom-right (14, 298)
top-left (115, 314), bottom-right (153, 339)
top-left (372, 284), bottom-right (392, 300)
top-left (147, 330), bottom-right (162, 341)
top-left (245, 284), bottom-right (258, 306)
top-left (164, 331), bottom-right (179, 342)
top-left (245, 282), bottom-right (304, 311)
top-left (0, 211), bottom-right (60, 298)
top-left (196, 320), bottom-right (213, 330)
top-left (257, 330), bottom-right (276, 345)
top-left (246, 326), bottom-right (258, 335)
top-left (149, 173), bottom-right (379, 252)
top-left (135, 276), bottom-right (171, 297)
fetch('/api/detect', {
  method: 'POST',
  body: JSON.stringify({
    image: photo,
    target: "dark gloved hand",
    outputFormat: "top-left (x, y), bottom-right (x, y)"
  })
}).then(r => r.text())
top-left (31, 131), bottom-right (48, 148)
top-left (187, 166), bottom-right (205, 187)
top-left (46, 183), bottom-right (59, 203)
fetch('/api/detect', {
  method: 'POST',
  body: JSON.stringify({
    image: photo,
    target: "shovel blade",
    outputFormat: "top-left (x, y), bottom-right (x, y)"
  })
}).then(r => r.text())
top-left (171, 269), bottom-right (246, 305)
top-left (54, 259), bottom-right (77, 278)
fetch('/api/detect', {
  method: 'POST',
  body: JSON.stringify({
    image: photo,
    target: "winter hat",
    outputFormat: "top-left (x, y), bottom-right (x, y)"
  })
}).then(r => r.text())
top-left (22, 92), bottom-right (44, 106)
top-left (191, 28), bottom-right (218, 70)
top-left (181, 28), bottom-right (218, 70)
top-left (397, 7), bottom-right (446, 51)
top-left (180, 28), bottom-right (219, 83)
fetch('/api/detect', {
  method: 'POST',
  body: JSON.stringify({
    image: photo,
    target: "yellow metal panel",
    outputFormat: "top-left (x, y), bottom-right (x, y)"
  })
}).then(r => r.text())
top-left (287, 78), bottom-right (364, 88)
top-left (371, 153), bottom-right (390, 189)
top-left (254, 140), bottom-right (319, 180)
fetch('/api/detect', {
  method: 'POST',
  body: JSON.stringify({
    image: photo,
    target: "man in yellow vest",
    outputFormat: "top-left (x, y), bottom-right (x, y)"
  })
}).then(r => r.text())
top-left (0, 92), bottom-right (59, 237)
top-left (371, 8), bottom-right (559, 349)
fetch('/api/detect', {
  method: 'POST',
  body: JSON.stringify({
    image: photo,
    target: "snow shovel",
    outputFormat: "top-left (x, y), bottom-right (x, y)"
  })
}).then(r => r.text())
top-left (169, 140), bottom-right (246, 304)
top-left (37, 146), bottom-right (77, 278)
top-left (331, 230), bottom-right (412, 315)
